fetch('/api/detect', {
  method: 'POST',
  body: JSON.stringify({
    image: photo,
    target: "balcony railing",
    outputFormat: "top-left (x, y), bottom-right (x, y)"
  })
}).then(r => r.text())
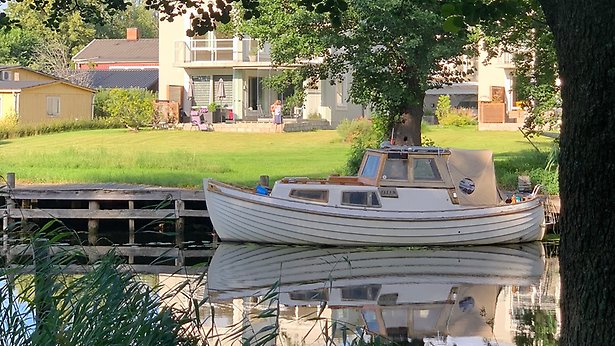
top-left (174, 38), bottom-right (271, 65)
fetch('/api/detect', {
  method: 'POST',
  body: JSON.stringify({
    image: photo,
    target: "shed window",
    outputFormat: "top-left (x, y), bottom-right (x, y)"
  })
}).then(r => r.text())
top-left (413, 158), bottom-right (442, 181)
top-left (46, 96), bottom-right (60, 116)
top-left (289, 189), bottom-right (328, 203)
top-left (342, 191), bottom-right (381, 207)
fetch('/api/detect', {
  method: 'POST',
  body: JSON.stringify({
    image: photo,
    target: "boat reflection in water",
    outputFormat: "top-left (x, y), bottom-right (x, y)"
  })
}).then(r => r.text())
top-left (206, 242), bottom-right (547, 345)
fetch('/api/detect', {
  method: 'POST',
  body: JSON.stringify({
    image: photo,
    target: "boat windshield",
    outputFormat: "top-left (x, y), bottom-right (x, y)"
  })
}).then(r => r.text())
top-left (382, 159), bottom-right (409, 181)
top-left (360, 154), bottom-right (381, 179)
top-left (413, 158), bottom-right (443, 181)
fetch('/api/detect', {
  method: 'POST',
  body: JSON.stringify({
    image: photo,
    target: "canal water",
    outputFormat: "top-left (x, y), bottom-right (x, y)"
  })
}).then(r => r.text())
top-left (1, 241), bottom-right (560, 345)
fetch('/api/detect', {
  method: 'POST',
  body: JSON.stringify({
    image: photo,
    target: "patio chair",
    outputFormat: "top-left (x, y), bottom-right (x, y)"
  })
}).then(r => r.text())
top-left (190, 111), bottom-right (211, 131)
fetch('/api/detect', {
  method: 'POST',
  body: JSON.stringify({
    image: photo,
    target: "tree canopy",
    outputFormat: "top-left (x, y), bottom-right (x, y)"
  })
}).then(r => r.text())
top-left (0, 1), bottom-right (158, 71)
top-left (237, 0), bottom-right (477, 144)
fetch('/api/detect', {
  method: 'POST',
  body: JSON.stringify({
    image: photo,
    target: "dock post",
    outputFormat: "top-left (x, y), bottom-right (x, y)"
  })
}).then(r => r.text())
top-left (32, 238), bottom-right (53, 338)
top-left (128, 201), bottom-right (135, 245)
top-left (6, 172), bottom-right (15, 189)
top-left (175, 200), bottom-right (185, 249)
top-left (87, 201), bottom-right (100, 245)
top-left (259, 175), bottom-right (270, 187)
top-left (3, 173), bottom-right (16, 256)
top-left (2, 210), bottom-right (8, 256)
top-left (128, 200), bottom-right (135, 264)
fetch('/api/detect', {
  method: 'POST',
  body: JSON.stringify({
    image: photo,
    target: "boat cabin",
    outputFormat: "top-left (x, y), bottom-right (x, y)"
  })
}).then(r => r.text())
top-left (357, 146), bottom-right (454, 189)
top-left (273, 145), bottom-right (503, 209)
top-left (356, 145), bottom-right (502, 207)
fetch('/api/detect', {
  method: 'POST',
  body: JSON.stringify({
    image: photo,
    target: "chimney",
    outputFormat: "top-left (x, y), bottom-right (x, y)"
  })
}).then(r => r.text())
top-left (126, 27), bottom-right (140, 41)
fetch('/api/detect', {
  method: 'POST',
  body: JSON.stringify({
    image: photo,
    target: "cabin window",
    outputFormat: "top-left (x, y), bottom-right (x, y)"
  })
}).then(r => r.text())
top-left (412, 158), bottom-right (442, 181)
top-left (342, 191), bottom-right (381, 207)
top-left (360, 154), bottom-right (381, 179)
top-left (341, 285), bottom-right (381, 301)
top-left (46, 96), bottom-right (60, 116)
top-left (382, 159), bottom-right (408, 180)
top-left (289, 189), bottom-right (329, 203)
top-left (289, 289), bottom-right (328, 301)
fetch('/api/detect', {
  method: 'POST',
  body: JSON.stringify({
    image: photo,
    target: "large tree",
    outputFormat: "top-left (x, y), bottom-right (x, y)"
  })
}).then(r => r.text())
top-left (237, 0), bottom-right (475, 145)
top-left (537, 0), bottom-right (615, 344)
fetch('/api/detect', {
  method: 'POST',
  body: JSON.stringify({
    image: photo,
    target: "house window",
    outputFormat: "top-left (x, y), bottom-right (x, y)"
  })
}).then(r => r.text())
top-left (46, 96), bottom-right (60, 116)
top-left (289, 189), bottom-right (329, 203)
top-left (336, 78), bottom-right (347, 107)
top-left (342, 191), bottom-right (381, 207)
top-left (412, 158), bottom-right (442, 181)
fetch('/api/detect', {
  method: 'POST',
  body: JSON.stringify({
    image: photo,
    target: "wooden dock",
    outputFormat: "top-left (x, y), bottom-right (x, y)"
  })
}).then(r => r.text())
top-left (1, 181), bottom-right (212, 249)
top-left (2, 244), bottom-right (214, 274)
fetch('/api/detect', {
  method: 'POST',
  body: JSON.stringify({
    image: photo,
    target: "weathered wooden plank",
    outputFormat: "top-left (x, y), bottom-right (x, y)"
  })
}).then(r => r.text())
top-left (5, 264), bottom-right (207, 275)
top-left (4, 244), bottom-right (215, 258)
top-left (4, 208), bottom-right (208, 219)
top-left (7, 208), bottom-right (179, 220)
top-left (0, 189), bottom-right (205, 201)
top-left (179, 209), bottom-right (209, 217)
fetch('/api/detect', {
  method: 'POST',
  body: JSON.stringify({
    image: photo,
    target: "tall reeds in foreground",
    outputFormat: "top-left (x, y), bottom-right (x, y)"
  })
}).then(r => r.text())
top-left (0, 214), bottom-right (211, 345)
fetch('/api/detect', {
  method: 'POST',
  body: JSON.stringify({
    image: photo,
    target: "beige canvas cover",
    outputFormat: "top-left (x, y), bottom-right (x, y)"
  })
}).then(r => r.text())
top-left (447, 149), bottom-right (502, 206)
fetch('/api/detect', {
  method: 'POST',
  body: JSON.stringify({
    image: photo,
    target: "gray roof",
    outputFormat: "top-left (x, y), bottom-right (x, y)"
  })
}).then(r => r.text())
top-left (72, 39), bottom-right (158, 63)
top-left (70, 70), bottom-right (159, 91)
top-left (0, 80), bottom-right (55, 90)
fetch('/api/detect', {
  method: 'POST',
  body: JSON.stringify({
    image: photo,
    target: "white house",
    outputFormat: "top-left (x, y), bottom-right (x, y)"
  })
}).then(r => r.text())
top-left (158, 17), bottom-right (366, 127)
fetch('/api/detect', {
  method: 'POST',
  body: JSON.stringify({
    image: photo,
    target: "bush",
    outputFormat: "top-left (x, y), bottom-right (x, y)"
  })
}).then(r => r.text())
top-left (435, 95), bottom-right (451, 120)
top-left (95, 88), bottom-right (157, 130)
top-left (339, 117), bottom-right (386, 175)
top-left (0, 111), bottom-right (19, 130)
top-left (93, 89), bottom-right (112, 118)
top-left (529, 168), bottom-right (559, 195)
top-left (438, 108), bottom-right (478, 126)
top-left (336, 117), bottom-right (373, 143)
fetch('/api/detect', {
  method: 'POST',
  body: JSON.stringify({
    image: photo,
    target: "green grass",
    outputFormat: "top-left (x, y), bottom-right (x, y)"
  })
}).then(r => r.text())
top-left (0, 126), bottom-right (556, 189)
top-left (1, 128), bottom-right (349, 188)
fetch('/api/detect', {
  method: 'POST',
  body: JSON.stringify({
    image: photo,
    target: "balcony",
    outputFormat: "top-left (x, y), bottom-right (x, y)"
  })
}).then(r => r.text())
top-left (494, 52), bottom-right (515, 68)
top-left (174, 38), bottom-right (271, 67)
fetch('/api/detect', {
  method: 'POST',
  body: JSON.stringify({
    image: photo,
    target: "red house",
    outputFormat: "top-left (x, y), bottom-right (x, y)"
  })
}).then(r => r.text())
top-left (72, 28), bottom-right (158, 70)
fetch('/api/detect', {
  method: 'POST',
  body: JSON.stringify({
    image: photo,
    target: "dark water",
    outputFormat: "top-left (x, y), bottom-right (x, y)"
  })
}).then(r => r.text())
top-left (194, 242), bottom-right (559, 345)
top-left (1, 241), bottom-right (560, 345)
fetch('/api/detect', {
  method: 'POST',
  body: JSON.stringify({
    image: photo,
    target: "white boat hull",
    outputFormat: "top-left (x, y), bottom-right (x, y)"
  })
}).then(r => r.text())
top-left (204, 179), bottom-right (546, 246)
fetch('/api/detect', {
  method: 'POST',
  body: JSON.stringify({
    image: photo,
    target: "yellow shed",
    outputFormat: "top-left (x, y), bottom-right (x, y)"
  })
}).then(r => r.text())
top-left (0, 80), bottom-right (94, 125)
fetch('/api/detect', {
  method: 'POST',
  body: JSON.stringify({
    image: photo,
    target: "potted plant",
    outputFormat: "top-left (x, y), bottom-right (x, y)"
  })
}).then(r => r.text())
top-left (206, 102), bottom-right (223, 123)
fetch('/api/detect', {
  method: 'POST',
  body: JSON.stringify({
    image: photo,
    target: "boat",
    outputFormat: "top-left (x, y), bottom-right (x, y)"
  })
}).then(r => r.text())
top-left (203, 144), bottom-right (546, 245)
top-left (206, 243), bottom-right (546, 344)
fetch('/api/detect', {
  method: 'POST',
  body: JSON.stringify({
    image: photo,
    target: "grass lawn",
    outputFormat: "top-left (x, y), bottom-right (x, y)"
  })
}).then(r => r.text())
top-left (0, 126), bottom-right (556, 189)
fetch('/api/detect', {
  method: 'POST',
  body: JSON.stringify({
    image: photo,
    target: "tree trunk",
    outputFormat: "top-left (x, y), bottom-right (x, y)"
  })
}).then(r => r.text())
top-left (539, 0), bottom-right (615, 344)
top-left (393, 104), bottom-right (423, 146)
